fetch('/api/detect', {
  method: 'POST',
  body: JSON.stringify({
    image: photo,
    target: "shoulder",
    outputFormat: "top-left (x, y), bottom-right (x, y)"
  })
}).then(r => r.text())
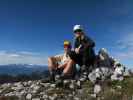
top-left (84, 35), bottom-right (95, 42)
top-left (54, 54), bottom-right (63, 58)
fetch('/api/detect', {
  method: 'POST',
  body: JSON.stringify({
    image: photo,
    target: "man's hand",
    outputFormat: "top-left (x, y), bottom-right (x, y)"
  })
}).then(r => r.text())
top-left (75, 48), bottom-right (80, 54)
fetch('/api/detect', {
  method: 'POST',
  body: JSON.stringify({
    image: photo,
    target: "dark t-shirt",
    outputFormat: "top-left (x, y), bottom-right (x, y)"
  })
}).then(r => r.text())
top-left (74, 35), bottom-right (95, 50)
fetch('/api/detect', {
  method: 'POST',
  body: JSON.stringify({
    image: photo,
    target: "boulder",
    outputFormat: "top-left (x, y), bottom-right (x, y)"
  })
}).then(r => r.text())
top-left (94, 84), bottom-right (102, 94)
top-left (26, 93), bottom-right (32, 100)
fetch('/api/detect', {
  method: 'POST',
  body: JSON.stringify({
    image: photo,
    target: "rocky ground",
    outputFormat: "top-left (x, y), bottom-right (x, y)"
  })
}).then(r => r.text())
top-left (0, 76), bottom-right (133, 100)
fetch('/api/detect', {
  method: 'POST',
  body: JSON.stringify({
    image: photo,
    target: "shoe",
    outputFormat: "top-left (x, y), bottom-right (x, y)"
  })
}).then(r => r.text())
top-left (41, 73), bottom-right (55, 83)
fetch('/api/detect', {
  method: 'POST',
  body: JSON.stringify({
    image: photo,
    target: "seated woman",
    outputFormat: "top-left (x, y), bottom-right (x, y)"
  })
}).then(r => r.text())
top-left (48, 40), bottom-right (75, 82)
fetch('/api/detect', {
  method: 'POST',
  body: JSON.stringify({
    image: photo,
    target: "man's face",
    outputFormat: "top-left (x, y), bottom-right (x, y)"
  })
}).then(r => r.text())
top-left (74, 29), bottom-right (82, 38)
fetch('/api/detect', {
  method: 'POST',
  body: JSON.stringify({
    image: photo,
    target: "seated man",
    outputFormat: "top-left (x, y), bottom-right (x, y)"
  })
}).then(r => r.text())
top-left (48, 40), bottom-right (75, 82)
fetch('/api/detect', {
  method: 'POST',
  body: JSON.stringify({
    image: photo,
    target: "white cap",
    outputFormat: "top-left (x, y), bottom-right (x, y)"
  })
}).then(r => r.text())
top-left (73, 25), bottom-right (83, 32)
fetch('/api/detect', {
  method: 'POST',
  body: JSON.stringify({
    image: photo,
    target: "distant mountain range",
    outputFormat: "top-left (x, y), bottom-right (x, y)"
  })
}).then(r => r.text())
top-left (0, 64), bottom-right (48, 75)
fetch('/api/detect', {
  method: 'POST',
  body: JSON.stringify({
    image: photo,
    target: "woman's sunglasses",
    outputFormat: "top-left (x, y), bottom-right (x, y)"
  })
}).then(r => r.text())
top-left (64, 45), bottom-right (71, 48)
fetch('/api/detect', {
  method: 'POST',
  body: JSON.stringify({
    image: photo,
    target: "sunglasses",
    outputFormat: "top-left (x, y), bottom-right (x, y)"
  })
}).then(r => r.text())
top-left (64, 45), bottom-right (71, 48)
top-left (74, 29), bottom-right (82, 33)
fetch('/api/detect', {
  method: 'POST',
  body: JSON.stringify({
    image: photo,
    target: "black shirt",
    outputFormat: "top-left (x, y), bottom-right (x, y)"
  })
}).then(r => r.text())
top-left (74, 35), bottom-right (95, 50)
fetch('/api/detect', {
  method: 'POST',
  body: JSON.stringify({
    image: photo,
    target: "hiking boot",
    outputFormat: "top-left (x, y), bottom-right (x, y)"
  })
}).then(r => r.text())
top-left (41, 72), bottom-right (55, 83)
top-left (81, 65), bottom-right (86, 73)
top-left (60, 73), bottom-right (73, 80)
top-left (54, 75), bottom-right (63, 87)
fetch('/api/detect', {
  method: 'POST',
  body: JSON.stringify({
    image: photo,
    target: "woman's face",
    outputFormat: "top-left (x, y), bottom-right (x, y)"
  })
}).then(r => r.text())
top-left (64, 45), bottom-right (71, 53)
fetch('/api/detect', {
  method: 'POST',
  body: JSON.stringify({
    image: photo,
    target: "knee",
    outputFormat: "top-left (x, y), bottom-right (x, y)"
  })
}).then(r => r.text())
top-left (68, 59), bottom-right (75, 65)
top-left (48, 57), bottom-right (52, 62)
top-left (69, 59), bottom-right (74, 63)
top-left (48, 57), bottom-right (54, 65)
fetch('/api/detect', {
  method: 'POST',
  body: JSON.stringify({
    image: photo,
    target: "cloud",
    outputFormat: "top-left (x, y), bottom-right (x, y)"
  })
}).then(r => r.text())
top-left (0, 51), bottom-right (48, 65)
top-left (113, 33), bottom-right (133, 68)
top-left (18, 51), bottom-right (40, 56)
top-left (116, 33), bottom-right (133, 50)
top-left (114, 51), bottom-right (133, 60)
top-left (8, 54), bottom-right (20, 57)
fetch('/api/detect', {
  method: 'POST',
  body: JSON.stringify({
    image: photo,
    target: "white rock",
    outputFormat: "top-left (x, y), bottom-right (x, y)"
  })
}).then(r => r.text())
top-left (76, 80), bottom-right (81, 88)
top-left (123, 70), bottom-right (130, 77)
top-left (43, 94), bottom-right (48, 99)
top-left (69, 83), bottom-right (75, 89)
top-left (26, 93), bottom-right (32, 99)
top-left (50, 84), bottom-right (56, 88)
top-left (33, 85), bottom-right (40, 91)
top-left (44, 83), bottom-right (51, 87)
top-left (63, 80), bottom-right (71, 85)
top-left (4, 92), bottom-right (14, 96)
top-left (111, 74), bottom-right (124, 81)
top-left (55, 75), bottom-right (60, 81)
top-left (88, 67), bottom-right (112, 83)
top-left (32, 98), bottom-right (40, 100)
top-left (49, 96), bottom-right (56, 100)
top-left (94, 84), bottom-right (102, 94)
top-left (115, 67), bottom-right (124, 75)
top-left (0, 90), bottom-right (2, 94)
top-left (116, 85), bottom-right (122, 89)
top-left (20, 90), bottom-right (27, 95)
top-left (79, 77), bottom-right (86, 82)
top-left (11, 85), bottom-right (23, 91)
top-left (28, 81), bottom-right (32, 85)
top-left (14, 82), bottom-right (22, 86)
top-left (30, 84), bottom-right (36, 88)
top-left (111, 65), bottom-right (125, 81)
top-left (74, 97), bottom-right (80, 100)
top-left (15, 92), bottom-right (23, 98)
top-left (90, 93), bottom-right (97, 98)
top-left (88, 71), bottom-right (97, 83)
top-left (1, 83), bottom-right (11, 88)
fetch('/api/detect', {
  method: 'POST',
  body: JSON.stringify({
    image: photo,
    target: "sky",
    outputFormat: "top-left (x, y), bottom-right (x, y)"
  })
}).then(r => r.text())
top-left (0, 0), bottom-right (133, 67)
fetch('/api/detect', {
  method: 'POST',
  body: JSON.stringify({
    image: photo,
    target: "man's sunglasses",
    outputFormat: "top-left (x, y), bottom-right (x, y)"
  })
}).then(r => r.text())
top-left (74, 29), bottom-right (82, 33)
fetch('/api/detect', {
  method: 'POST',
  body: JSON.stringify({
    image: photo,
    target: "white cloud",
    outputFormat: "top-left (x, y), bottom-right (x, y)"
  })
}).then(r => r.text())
top-left (114, 51), bottom-right (133, 60)
top-left (117, 33), bottom-right (133, 50)
top-left (113, 33), bottom-right (133, 68)
top-left (18, 51), bottom-right (40, 56)
top-left (0, 51), bottom-right (48, 65)
top-left (8, 54), bottom-right (20, 57)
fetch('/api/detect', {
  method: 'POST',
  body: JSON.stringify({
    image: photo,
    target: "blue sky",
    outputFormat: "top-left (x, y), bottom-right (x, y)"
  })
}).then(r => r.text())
top-left (0, 0), bottom-right (133, 67)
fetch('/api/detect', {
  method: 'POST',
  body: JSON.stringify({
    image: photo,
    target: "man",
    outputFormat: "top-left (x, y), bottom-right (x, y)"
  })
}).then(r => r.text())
top-left (68, 25), bottom-right (95, 73)
top-left (48, 40), bottom-right (75, 82)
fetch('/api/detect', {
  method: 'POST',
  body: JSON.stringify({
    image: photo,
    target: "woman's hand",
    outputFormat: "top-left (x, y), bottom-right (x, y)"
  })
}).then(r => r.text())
top-left (58, 62), bottom-right (67, 69)
top-left (58, 64), bottom-right (63, 68)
